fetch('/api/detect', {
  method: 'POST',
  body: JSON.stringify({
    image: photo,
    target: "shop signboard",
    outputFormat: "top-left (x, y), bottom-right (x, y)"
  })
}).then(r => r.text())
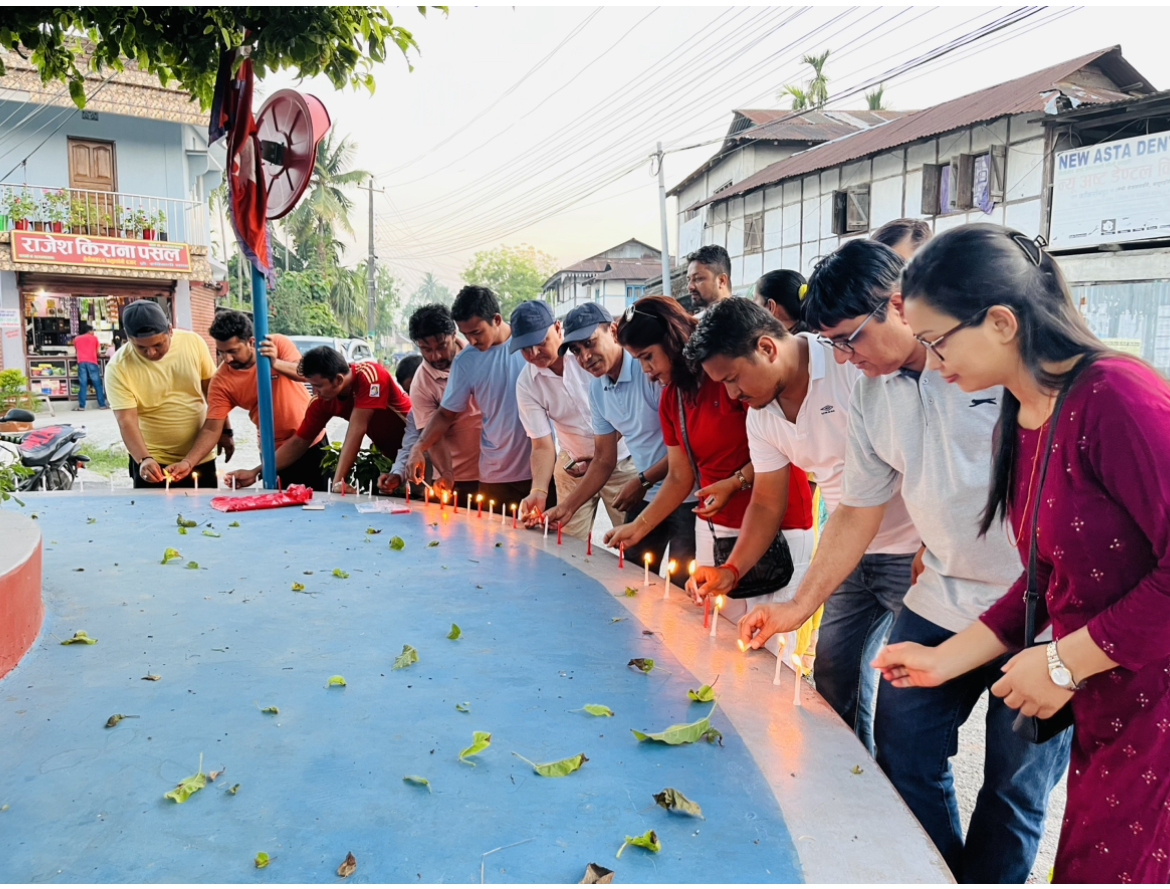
top-left (1050, 133), bottom-right (1170, 248)
top-left (10, 231), bottom-right (192, 273)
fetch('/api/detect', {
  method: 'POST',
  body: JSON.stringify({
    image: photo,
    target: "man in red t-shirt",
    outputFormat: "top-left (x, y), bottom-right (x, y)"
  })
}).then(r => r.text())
top-left (72, 322), bottom-right (108, 410)
top-left (238, 346), bottom-right (411, 493)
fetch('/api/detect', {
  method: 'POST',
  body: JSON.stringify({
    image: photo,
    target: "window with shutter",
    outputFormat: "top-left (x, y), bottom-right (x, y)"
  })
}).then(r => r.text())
top-left (743, 212), bottom-right (763, 255)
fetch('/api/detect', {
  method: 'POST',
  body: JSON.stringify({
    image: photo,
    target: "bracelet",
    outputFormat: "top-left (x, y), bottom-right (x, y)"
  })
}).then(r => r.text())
top-left (734, 469), bottom-right (750, 490)
top-left (222, 429), bottom-right (234, 438)
top-left (530, 487), bottom-right (548, 496)
top-left (635, 514), bottom-right (649, 526)
top-left (723, 563), bottom-right (742, 588)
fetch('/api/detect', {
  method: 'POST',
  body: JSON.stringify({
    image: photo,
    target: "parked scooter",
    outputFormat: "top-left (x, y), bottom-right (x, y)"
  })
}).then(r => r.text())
top-left (0, 409), bottom-right (89, 491)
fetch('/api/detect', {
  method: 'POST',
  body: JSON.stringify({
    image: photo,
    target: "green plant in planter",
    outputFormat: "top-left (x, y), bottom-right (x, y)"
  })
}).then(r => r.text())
top-left (3, 188), bottom-right (38, 226)
top-left (41, 189), bottom-right (71, 229)
top-left (152, 208), bottom-right (168, 240)
top-left (0, 459), bottom-right (33, 506)
top-left (0, 368), bottom-right (37, 412)
top-left (319, 442), bottom-right (394, 492)
top-left (131, 208), bottom-right (151, 237)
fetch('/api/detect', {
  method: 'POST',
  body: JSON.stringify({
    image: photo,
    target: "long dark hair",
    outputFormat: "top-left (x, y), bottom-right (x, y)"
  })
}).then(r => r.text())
top-left (615, 296), bottom-right (700, 398)
top-left (901, 223), bottom-right (1108, 537)
top-left (754, 269), bottom-right (807, 332)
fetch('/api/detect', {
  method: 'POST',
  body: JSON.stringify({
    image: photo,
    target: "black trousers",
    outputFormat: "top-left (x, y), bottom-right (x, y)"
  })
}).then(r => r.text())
top-left (278, 438), bottom-right (330, 491)
top-left (625, 498), bottom-right (697, 567)
top-left (129, 456), bottom-right (217, 489)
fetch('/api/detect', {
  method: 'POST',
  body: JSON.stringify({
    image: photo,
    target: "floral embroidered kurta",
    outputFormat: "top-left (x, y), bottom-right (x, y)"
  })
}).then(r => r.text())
top-left (981, 358), bottom-right (1170, 884)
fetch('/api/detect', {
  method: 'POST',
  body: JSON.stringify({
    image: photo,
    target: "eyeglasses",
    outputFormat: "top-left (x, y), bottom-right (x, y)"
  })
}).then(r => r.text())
top-left (914, 308), bottom-right (989, 362)
top-left (816, 299), bottom-right (888, 354)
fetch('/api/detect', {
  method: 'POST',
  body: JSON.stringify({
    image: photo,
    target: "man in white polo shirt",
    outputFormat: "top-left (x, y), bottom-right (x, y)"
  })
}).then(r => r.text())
top-left (509, 301), bottom-right (637, 540)
top-left (686, 297), bottom-right (920, 752)
top-left (734, 239), bottom-right (1070, 884)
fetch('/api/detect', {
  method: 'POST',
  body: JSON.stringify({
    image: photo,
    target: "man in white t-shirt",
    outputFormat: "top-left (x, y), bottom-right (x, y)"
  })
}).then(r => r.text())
top-left (508, 301), bottom-right (637, 539)
top-left (685, 297), bottom-right (921, 751)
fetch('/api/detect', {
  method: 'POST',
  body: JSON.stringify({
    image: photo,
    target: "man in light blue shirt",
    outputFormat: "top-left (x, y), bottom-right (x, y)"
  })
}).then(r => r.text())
top-left (407, 286), bottom-right (532, 506)
top-left (545, 303), bottom-right (696, 567)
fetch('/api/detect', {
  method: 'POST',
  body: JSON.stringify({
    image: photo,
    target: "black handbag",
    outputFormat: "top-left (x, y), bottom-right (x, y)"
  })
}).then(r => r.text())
top-left (1009, 359), bottom-right (1097, 743)
top-left (676, 391), bottom-right (794, 599)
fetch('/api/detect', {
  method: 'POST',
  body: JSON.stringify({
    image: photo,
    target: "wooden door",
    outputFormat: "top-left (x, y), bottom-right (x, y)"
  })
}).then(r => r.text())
top-left (67, 138), bottom-right (117, 235)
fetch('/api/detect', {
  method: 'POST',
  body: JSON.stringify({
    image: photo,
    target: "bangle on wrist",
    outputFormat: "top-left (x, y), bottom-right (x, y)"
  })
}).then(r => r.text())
top-left (723, 563), bottom-right (742, 587)
top-left (530, 487), bottom-right (548, 496)
top-left (635, 514), bottom-right (649, 526)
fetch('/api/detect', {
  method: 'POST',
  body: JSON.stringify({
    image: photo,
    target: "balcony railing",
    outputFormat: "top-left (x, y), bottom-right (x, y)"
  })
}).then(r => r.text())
top-left (0, 183), bottom-right (207, 247)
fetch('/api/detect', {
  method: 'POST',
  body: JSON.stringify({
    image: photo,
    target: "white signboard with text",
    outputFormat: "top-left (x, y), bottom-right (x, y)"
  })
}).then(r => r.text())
top-left (1050, 133), bottom-right (1170, 248)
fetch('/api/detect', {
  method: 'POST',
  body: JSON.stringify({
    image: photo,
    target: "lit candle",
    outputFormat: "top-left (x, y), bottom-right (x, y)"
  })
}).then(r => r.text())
top-left (709, 595), bottom-right (724, 637)
top-left (618, 543), bottom-right (624, 568)
top-left (511, 503), bottom-right (517, 529)
top-left (587, 532), bottom-right (592, 556)
top-left (442, 491), bottom-right (449, 515)
top-left (192, 471), bottom-right (199, 489)
top-left (489, 499), bottom-right (495, 521)
top-left (453, 490), bottom-right (458, 514)
top-left (467, 493), bottom-right (473, 513)
top-left (164, 470), bottom-right (171, 493)
top-left (688, 560), bottom-right (696, 588)
top-left (557, 522), bottom-right (562, 545)
top-left (663, 559), bottom-right (676, 599)
top-left (737, 639), bottom-right (746, 652)
top-left (543, 514), bottom-right (549, 539)
top-left (500, 502), bottom-right (506, 526)
top-left (792, 654), bottom-right (803, 706)
top-left (476, 494), bottom-right (483, 518)
top-left (643, 552), bottom-right (653, 586)
top-left (773, 636), bottom-right (786, 686)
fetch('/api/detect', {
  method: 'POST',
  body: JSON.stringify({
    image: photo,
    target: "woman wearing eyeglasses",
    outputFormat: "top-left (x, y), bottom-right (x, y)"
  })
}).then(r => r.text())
top-left (604, 297), bottom-right (813, 622)
top-left (875, 223), bottom-right (1170, 884)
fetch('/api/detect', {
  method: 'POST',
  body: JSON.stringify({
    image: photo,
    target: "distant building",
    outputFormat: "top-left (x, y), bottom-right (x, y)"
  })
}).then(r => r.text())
top-left (543, 238), bottom-right (670, 319)
top-left (0, 45), bottom-right (225, 398)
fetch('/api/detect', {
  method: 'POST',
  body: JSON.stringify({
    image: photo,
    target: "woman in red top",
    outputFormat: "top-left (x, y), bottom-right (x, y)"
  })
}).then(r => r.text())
top-left (605, 296), bottom-right (813, 621)
top-left (875, 224), bottom-right (1170, 883)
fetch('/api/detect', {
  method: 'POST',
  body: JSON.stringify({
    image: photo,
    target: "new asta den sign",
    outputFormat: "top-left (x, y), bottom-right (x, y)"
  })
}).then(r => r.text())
top-left (1050, 133), bottom-right (1170, 249)
top-left (10, 231), bottom-right (192, 273)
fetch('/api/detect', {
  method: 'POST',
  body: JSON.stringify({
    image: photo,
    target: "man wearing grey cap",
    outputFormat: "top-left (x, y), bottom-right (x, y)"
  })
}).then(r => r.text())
top-left (104, 299), bottom-right (225, 488)
top-left (544, 303), bottom-right (695, 567)
top-left (509, 300), bottom-right (637, 539)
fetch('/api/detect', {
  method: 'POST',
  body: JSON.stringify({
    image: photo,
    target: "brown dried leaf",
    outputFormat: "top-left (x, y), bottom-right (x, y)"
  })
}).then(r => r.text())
top-left (580, 863), bottom-right (614, 884)
top-left (208, 768), bottom-right (224, 782)
top-left (337, 851), bottom-right (357, 878)
top-left (142, 674), bottom-right (161, 681)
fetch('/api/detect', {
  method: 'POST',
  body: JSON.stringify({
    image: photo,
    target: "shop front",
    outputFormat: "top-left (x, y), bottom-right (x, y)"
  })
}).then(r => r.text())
top-left (0, 230), bottom-right (217, 401)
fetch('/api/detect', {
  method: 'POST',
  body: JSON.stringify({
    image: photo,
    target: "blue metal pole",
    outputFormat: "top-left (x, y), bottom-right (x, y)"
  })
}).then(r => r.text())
top-left (251, 265), bottom-right (278, 490)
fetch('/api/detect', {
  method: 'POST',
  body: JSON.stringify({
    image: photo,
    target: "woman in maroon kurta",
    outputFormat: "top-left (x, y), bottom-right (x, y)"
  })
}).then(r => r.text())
top-left (873, 223), bottom-right (1170, 883)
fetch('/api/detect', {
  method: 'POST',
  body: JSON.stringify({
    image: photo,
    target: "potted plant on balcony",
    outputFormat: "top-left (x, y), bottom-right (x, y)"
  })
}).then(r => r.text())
top-left (152, 208), bottom-right (168, 241)
top-left (114, 205), bottom-right (133, 238)
top-left (3, 188), bottom-right (38, 230)
top-left (69, 197), bottom-right (93, 235)
top-left (41, 188), bottom-right (70, 233)
top-left (136, 208), bottom-right (156, 240)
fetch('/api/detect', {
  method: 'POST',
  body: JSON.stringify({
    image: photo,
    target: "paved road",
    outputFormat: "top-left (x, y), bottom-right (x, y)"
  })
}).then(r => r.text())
top-left (35, 399), bottom-right (1067, 880)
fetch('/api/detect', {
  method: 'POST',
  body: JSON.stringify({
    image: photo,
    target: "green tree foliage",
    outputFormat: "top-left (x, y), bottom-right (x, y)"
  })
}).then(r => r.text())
top-left (353, 260), bottom-right (403, 338)
top-left (402, 273), bottom-right (453, 326)
top-left (0, 7), bottom-right (443, 109)
top-left (865, 84), bottom-right (887, 111)
top-left (782, 84), bottom-right (808, 112)
top-left (268, 269), bottom-right (344, 337)
top-left (283, 133), bottom-right (371, 270)
top-left (780, 49), bottom-right (830, 111)
top-left (462, 244), bottom-right (557, 321)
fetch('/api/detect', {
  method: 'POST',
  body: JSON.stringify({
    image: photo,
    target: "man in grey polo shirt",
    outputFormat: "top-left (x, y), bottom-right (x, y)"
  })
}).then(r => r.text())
top-left (543, 303), bottom-right (696, 566)
top-left (737, 240), bottom-right (1070, 884)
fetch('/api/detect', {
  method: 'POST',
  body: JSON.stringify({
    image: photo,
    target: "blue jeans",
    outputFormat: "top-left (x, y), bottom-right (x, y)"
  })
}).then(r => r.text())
top-left (76, 361), bottom-right (106, 408)
top-left (814, 552), bottom-right (913, 754)
top-left (874, 607), bottom-right (1071, 883)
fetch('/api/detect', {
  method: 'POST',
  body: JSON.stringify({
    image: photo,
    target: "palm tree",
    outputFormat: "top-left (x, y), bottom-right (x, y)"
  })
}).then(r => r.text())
top-left (803, 50), bottom-right (830, 109)
top-left (782, 84), bottom-right (809, 112)
top-left (283, 132), bottom-right (372, 269)
top-left (866, 84), bottom-right (887, 111)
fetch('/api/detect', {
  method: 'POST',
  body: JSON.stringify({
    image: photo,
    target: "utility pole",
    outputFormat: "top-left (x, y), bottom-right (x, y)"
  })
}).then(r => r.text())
top-left (655, 142), bottom-right (672, 298)
top-left (359, 178), bottom-right (385, 341)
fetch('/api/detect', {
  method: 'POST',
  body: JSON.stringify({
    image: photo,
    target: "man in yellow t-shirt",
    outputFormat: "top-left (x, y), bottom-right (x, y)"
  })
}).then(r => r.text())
top-left (104, 300), bottom-right (225, 489)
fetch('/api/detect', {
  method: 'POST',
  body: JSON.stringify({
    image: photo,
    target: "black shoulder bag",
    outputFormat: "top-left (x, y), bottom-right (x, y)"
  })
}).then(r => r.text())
top-left (1010, 358), bottom-right (1096, 743)
top-left (677, 391), bottom-right (794, 599)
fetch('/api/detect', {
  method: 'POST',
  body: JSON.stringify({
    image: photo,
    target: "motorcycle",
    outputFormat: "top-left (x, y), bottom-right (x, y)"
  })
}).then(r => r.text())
top-left (0, 409), bottom-right (89, 491)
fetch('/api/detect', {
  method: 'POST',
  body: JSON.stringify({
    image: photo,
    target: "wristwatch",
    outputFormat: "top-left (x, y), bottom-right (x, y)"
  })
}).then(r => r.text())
top-left (1046, 641), bottom-right (1080, 690)
top-left (638, 471), bottom-right (652, 489)
top-left (735, 469), bottom-right (751, 490)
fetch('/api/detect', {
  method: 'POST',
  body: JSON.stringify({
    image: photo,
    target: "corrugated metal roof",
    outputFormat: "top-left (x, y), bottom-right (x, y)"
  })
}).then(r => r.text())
top-left (588, 260), bottom-right (664, 281)
top-left (694, 46), bottom-right (1151, 209)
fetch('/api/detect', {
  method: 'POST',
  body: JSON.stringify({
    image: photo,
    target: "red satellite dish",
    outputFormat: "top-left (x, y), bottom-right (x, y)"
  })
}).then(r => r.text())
top-left (255, 89), bottom-right (332, 220)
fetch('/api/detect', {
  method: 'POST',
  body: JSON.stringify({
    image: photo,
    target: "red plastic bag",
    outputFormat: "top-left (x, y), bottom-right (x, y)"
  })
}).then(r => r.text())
top-left (211, 484), bottom-right (313, 512)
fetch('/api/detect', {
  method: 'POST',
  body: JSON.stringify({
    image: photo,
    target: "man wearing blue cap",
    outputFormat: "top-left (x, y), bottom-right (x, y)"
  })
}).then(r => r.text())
top-left (510, 300), bottom-right (636, 539)
top-left (544, 303), bottom-right (696, 566)
top-left (407, 286), bottom-right (533, 506)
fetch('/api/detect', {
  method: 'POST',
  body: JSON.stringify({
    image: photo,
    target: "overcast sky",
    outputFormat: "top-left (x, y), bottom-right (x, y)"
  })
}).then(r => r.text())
top-left (260, 5), bottom-right (1170, 294)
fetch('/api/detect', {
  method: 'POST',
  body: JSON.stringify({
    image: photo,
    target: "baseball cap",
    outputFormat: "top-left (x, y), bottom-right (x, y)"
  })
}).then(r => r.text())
top-left (508, 300), bottom-right (555, 353)
top-left (558, 303), bottom-right (613, 355)
top-left (121, 300), bottom-right (171, 338)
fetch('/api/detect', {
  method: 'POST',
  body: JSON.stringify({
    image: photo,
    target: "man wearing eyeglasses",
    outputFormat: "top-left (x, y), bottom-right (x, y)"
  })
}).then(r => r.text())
top-left (736, 238), bottom-right (1069, 884)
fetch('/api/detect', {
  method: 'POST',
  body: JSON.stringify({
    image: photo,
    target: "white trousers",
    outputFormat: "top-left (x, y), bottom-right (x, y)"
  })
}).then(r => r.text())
top-left (696, 520), bottom-right (816, 665)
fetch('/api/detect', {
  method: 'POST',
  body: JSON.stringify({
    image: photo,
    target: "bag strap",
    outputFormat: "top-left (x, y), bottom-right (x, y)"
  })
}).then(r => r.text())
top-left (676, 389), bottom-right (716, 534)
top-left (1023, 355), bottom-right (1097, 647)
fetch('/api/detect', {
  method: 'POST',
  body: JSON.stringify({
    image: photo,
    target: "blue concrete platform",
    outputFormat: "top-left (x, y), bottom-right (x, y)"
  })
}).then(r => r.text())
top-left (0, 493), bottom-right (806, 883)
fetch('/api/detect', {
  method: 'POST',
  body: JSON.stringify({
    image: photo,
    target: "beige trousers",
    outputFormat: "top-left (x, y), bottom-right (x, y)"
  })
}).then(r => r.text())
top-left (555, 456), bottom-right (639, 541)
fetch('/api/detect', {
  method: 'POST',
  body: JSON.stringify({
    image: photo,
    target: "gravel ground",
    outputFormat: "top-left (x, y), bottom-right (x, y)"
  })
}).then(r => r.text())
top-left (34, 399), bottom-right (1068, 880)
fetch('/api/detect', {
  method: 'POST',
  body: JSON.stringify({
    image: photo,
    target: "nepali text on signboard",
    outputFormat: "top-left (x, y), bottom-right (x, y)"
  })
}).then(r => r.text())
top-left (10, 231), bottom-right (192, 273)
top-left (1050, 133), bottom-right (1170, 249)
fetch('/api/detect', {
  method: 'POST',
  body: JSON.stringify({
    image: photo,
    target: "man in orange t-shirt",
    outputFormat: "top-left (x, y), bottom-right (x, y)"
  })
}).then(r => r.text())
top-left (166, 310), bottom-right (327, 489)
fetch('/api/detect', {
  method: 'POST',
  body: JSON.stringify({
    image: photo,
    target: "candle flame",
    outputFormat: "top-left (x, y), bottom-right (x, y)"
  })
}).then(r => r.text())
top-left (476, 494), bottom-right (483, 503)
top-left (668, 559), bottom-right (677, 573)
top-left (737, 639), bottom-right (746, 652)
top-left (687, 559), bottom-right (696, 575)
top-left (715, 595), bottom-right (725, 608)
top-left (442, 491), bottom-right (449, 503)
top-left (489, 500), bottom-right (495, 508)
top-left (643, 552), bottom-right (653, 564)
top-left (510, 503), bottom-right (517, 512)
